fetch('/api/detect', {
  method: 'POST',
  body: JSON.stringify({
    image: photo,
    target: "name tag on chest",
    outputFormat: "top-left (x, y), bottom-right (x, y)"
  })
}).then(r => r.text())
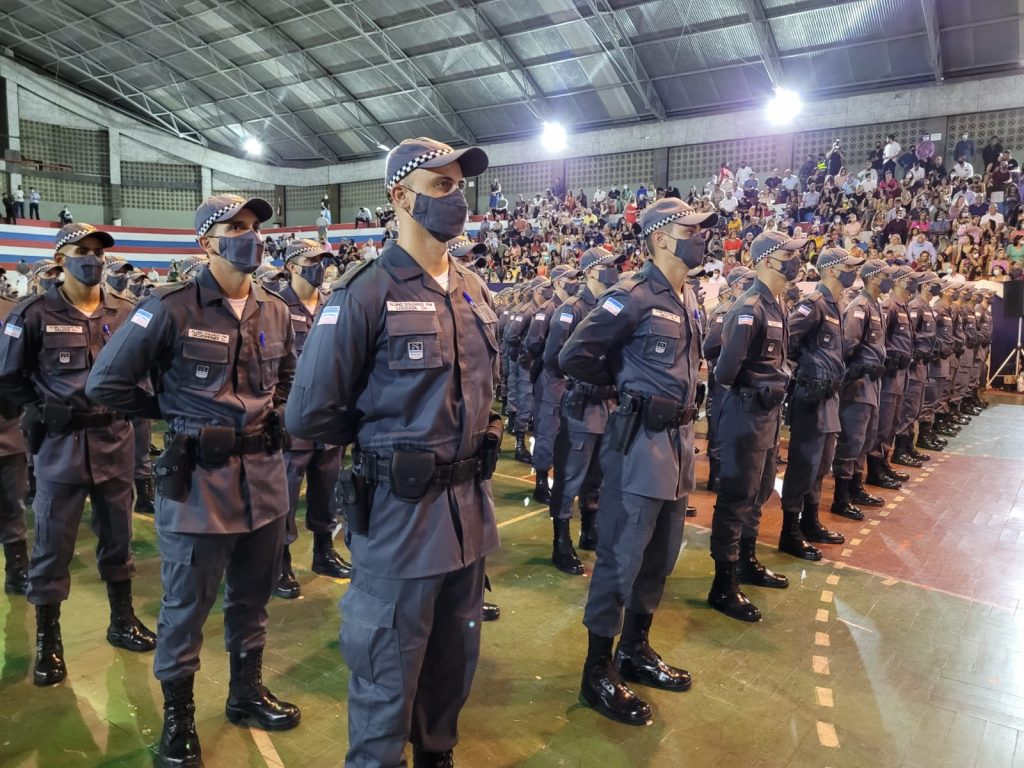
top-left (651, 309), bottom-right (680, 323)
top-left (387, 301), bottom-right (436, 312)
top-left (188, 328), bottom-right (230, 344)
top-left (46, 325), bottom-right (84, 334)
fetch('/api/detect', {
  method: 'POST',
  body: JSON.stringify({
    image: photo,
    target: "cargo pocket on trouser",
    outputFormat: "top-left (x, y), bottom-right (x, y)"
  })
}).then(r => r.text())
top-left (340, 585), bottom-right (404, 757)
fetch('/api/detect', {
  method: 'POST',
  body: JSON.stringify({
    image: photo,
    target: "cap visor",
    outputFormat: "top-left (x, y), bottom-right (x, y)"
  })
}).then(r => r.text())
top-left (423, 147), bottom-right (489, 179)
top-left (241, 198), bottom-right (274, 223)
top-left (780, 236), bottom-right (809, 251)
top-left (681, 211), bottom-right (719, 228)
top-left (844, 255), bottom-right (866, 266)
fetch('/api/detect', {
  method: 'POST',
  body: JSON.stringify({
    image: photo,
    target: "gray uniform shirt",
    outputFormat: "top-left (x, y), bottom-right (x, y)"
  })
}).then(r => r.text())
top-left (86, 266), bottom-right (295, 534)
top-left (840, 291), bottom-right (886, 405)
top-left (788, 286), bottom-right (845, 432)
top-left (0, 295), bottom-right (26, 458)
top-left (285, 243), bottom-right (500, 580)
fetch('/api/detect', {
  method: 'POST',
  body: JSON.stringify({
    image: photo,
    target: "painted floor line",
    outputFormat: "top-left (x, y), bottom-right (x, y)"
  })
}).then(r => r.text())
top-left (497, 508), bottom-right (546, 529)
top-left (250, 728), bottom-right (285, 768)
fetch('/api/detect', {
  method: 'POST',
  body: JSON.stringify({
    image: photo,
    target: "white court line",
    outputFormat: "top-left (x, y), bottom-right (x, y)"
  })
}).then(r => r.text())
top-left (251, 728), bottom-right (285, 768)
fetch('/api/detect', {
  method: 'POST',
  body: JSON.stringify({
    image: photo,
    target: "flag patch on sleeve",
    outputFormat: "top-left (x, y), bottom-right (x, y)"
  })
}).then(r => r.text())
top-left (738, 315), bottom-right (755, 326)
top-left (318, 306), bottom-right (341, 325)
top-left (559, 312), bottom-right (573, 324)
top-left (131, 309), bottom-right (153, 328)
top-left (3, 323), bottom-right (22, 338)
top-left (602, 298), bottom-right (624, 316)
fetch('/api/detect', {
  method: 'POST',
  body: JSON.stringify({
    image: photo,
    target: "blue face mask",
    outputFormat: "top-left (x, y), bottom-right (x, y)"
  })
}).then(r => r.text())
top-left (879, 278), bottom-right (894, 293)
top-left (64, 254), bottom-right (104, 286)
top-left (215, 230), bottom-right (264, 274)
top-left (106, 273), bottom-right (128, 293)
top-left (771, 256), bottom-right (801, 282)
top-left (596, 267), bottom-right (619, 287)
top-left (837, 269), bottom-right (857, 288)
top-left (298, 262), bottom-right (325, 287)
top-left (407, 187), bottom-right (469, 243)
top-left (666, 232), bottom-right (706, 269)
top-left (563, 281), bottom-right (580, 296)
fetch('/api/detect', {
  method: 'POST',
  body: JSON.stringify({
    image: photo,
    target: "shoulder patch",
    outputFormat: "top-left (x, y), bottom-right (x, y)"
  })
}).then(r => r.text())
top-left (558, 311), bottom-right (574, 324)
top-left (853, 310), bottom-right (865, 319)
top-left (131, 308), bottom-right (154, 329)
top-left (3, 322), bottom-right (22, 338)
top-left (737, 315), bottom-right (755, 326)
top-left (318, 305), bottom-right (341, 326)
top-left (796, 304), bottom-right (812, 316)
top-left (651, 309), bottom-right (681, 323)
top-left (601, 297), bottom-right (624, 316)
top-left (534, 312), bottom-right (546, 321)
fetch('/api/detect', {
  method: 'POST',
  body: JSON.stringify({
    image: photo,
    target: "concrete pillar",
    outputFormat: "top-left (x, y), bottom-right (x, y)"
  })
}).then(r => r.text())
top-left (326, 183), bottom-right (340, 223)
top-left (108, 128), bottom-right (121, 225)
top-left (5, 79), bottom-right (21, 192)
top-left (652, 147), bottom-right (669, 189)
top-left (200, 167), bottom-right (212, 201)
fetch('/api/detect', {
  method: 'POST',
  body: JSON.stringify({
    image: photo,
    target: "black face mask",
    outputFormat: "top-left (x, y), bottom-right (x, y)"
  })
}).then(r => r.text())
top-left (596, 267), bottom-right (619, 287)
top-left (540, 287), bottom-right (553, 301)
top-left (563, 281), bottom-right (580, 296)
top-left (837, 269), bottom-right (857, 288)
top-left (879, 278), bottom-right (894, 293)
top-left (666, 232), bottom-right (706, 269)
top-left (406, 187), bottom-right (469, 243)
top-left (298, 262), bottom-right (325, 287)
top-left (64, 254), bottom-right (103, 286)
top-left (771, 256), bottom-right (801, 282)
top-left (106, 274), bottom-right (128, 293)
top-left (215, 230), bottom-right (264, 274)
top-left (128, 281), bottom-right (147, 298)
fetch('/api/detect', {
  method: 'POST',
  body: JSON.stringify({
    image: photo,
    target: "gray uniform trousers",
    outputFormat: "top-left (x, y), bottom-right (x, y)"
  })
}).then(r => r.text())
top-left (869, 368), bottom-right (908, 459)
top-left (284, 445), bottom-right (341, 545)
top-left (942, 357), bottom-right (958, 409)
top-left (549, 418), bottom-right (602, 520)
top-left (781, 402), bottom-right (837, 515)
top-left (29, 475), bottom-right (135, 605)
top-left (896, 362), bottom-right (927, 436)
top-left (952, 350), bottom-right (971, 400)
top-left (0, 453), bottom-right (27, 544)
top-left (132, 417), bottom-right (152, 479)
top-left (505, 354), bottom-right (520, 417)
top-left (531, 375), bottom-right (565, 472)
top-left (341, 558), bottom-right (486, 767)
top-left (710, 389), bottom-right (780, 562)
top-left (705, 368), bottom-right (726, 467)
top-left (921, 374), bottom-right (948, 421)
top-left (153, 516), bottom-right (286, 681)
top-left (969, 348), bottom-right (983, 389)
top-left (513, 362), bottom-right (534, 434)
top-left (834, 387), bottom-right (880, 479)
top-left (582, 427), bottom-right (690, 637)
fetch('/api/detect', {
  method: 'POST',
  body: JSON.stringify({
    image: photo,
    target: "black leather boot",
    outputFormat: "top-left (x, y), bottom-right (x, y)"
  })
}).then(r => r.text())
top-left (916, 423), bottom-right (945, 451)
top-left (481, 602), bottom-right (500, 621)
top-left (552, 518), bottom-right (584, 575)
top-left (412, 747), bottom-right (455, 768)
top-left (134, 476), bottom-right (156, 515)
top-left (850, 472), bottom-right (885, 506)
top-left (579, 632), bottom-right (652, 725)
top-left (777, 508), bottom-right (822, 561)
top-left (513, 433), bottom-right (533, 464)
top-left (830, 477), bottom-right (864, 520)
top-left (3, 540), bottom-right (28, 595)
top-left (533, 471), bottom-right (551, 504)
top-left (615, 612), bottom-right (691, 691)
top-left (33, 604), bottom-right (66, 686)
top-left (106, 580), bottom-right (157, 652)
top-left (311, 533), bottom-right (352, 579)
top-left (225, 648), bottom-right (301, 730)
top-left (706, 458), bottom-right (720, 492)
top-left (881, 451), bottom-right (912, 479)
top-left (578, 507), bottom-right (598, 551)
top-left (707, 560), bottom-right (761, 622)
top-left (737, 537), bottom-right (789, 588)
top-left (891, 436), bottom-right (924, 467)
top-left (865, 457), bottom-right (901, 489)
top-left (157, 675), bottom-right (202, 767)
top-left (274, 545), bottom-right (300, 599)
top-left (961, 399), bottom-right (982, 416)
top-left (934, 414), bottom-right (959, 436)
top-left (976, 388), bottom-right (990, 409)
top-left (949, 406), bottom-right (970, 425)
top-left (800, 500), bottom-right (845, 545)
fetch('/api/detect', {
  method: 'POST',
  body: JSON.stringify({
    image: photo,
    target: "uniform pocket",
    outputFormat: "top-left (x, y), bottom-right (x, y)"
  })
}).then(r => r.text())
top-left (642, 316), bottom-right (680, 366)
top-left (763, 324), bottom-right (784, 358)
top-left (258, 339), bottom-right (287, 392)
top-left (472, 304), bottom-right (500, 354)
top-left (386, 312), bottom-right (442, 371)
top-left (339, 586), bottom-right (401, 688)
top-left (41, 333), bottom-right (88, 374)
top-left (181, 339), bottom-right (230, 392)
top-left (157, 529), bottom-right (194, 566)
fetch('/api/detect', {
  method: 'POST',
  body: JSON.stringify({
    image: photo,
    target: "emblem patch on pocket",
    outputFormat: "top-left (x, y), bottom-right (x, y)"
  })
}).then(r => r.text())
top-left (655, 340), bottom-right (667, 355)
top-left (196, 364), bottom-right (210, 379)
top-left (408, 341), bottom-right (424, 361)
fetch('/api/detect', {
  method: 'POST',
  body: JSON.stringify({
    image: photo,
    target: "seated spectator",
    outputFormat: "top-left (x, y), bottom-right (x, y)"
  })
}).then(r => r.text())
top-left (906, 232), bottom-right (937, 267)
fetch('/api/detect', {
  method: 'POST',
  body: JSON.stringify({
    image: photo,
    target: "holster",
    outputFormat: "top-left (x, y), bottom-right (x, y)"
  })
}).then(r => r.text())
top-left (154, 432), bottom-right (193, 503)
top-left (40, 401), bottom-right (73, 434)
top-left (793, 378), bottom-right (827, 404)
top-left (695, 381), bottom-right (707, 409)
top-left (869, 364), bottom-right (885, 381)
top-left (756, 386), bottom-right (787, 410)
top-left (22, 405), bottom-right (45, 455)
top-left (337, 466), bottom-right (371, 536)
top-left (564, 388), bottom-right (587, 421)
top-left (197, 426), bottom-right (237, 468)
top-left (266, 409), bottom-right (284, 452)
top-left (389, 449), bottom-right (436, 502)
top-left (897, 354), bottom-right (913, 370)
top-left (478, 414), bottom-right (504, 481)
top-left (607, 394), bottom-right (642, 454)
top-left (643, 395), bottom-right (681, 431)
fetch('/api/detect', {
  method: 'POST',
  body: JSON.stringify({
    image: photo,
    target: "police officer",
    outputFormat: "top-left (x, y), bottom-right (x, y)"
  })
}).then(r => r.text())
top-left (27, 259), bottom-right (62, 296)
top-left (971, 289), bottom-right (993, 409)
top-left (127, 268), bottom-right (155, 301)
top-left (285, 138), bottom-right (497, 767)
top-left (561, 199), bottom-right (716, 725)
top-left (525, 264), bottom-right (580, 504)
top-left (960, 287), bottom-right (984, 416)
top-left (104, 258), bottom-right (159, 515)
top-left (893, 272), bottom-right (941, 460)
top-left (274, 239), bottom-right (350, 600)
top-left (0, 288), bottom-right (28, 595)
top-left (923, 279), bottom-right (960, 441)
top-left (945, 285), bottom-right (970, 429)
top-left (504, 277), bottom-right (547, 463)
top-left (830, 259), bottom-right (898, 520)
top-left (87, 195), bottom-right (300, 767)
top-left (178, 254), bottom-right (209, 283)
top-left (702, 266), bottom-right (754, 492)
top-left (544, 248), bottom-right (623, 574)
top-left (0, 223), bottom-right (156, 686)
top-left (866, 266), bottom-right (917, 486)
top-left (778, 247), bottom-right (862, 561)
top-left (709, 230), bottom-right (805, 622)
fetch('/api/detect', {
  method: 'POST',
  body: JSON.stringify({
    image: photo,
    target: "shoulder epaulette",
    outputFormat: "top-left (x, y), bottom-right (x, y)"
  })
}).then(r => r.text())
top-left (151, 281), bottom-right (192, 299)
top-left (333, 260), bottom-right (375, 291)
top-left (11, 294), bottom-right (44, 311)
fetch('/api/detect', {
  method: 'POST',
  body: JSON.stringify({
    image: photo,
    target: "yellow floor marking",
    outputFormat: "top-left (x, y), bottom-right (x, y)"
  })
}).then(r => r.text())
top-left (826, 574), bottom-right (840, 585)
top-left (497, 509), bottom-right (545, 529)
top-left (894, 496), bottom-right (906, 502)
top-left (816, 721), bottom-right (840, 748)
top-left (886, 503), bottom-right (898, 509)
top-left (815, 632), bottom-right (831, 647)
top-left (881, 577), bottom-right (898, 586)
top-left (493, 472), bottom-right (534, 485)
top-left (851, 538), bottom-right (862, 546)
top-left (815, 687), bottom-right (834, 707)
top-left (869, 520), bottom-right (880, 527)
top-left (858, 527), bottom-right (871, 535)
top-left (878, 510), bottom-right (890, 517)
top-left (820, 590), bottom-right (834, 603)
top-left (841, 548), bottom-right (853, 557)
top-left (832, 561), bottom-right (846, 570)
top-left (251, 729), bottom-right (285, 768)
top-left (816, 609), bottom-right (830, 622)
top-left (812, 656), bottom-right (831, 675)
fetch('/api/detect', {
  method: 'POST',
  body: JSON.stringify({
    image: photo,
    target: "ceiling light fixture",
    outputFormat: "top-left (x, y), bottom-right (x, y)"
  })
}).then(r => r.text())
top-left (765, 87), bottom-right (802, 124)
top-left (243, 137), bottom-right (264, 156)
top-left (540, 121), bottom-right (567, 152)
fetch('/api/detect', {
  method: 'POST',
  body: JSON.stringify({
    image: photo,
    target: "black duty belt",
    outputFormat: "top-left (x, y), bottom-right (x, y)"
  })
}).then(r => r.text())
top-left (364, 455), bottom-right (479, 487)
top-left (68, 412), bottom-right (124, 430)
top-left (569, 380), bottom-right (617, 400)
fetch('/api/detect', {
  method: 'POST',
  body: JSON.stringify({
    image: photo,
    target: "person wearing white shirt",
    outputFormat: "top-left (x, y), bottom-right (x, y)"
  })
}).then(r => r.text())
top-left (909, 164), bottom-right (925, 184)
top-left (718, 191), bottom-right (738, 214)
top-left (883, 135), bottom-right (901, 176)
top-left (905, 234), bottom-right (937, 267)
top-left (952, 158), bottom-right (974, 180)
top-left (593, 188), bottom-right (606, 204)
top-left (857, 165), bottom-right (878, 193)
top-left (736, 162), bottom-right (754, 185)
top-left (980, 205), bottom-right (1005, 231)
top-left (703, 271), bottom-right (727, 310)
top-left (781, 170), bottom-right (800, 192)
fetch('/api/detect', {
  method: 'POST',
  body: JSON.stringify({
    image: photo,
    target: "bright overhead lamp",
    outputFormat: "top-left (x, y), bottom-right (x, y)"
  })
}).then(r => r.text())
top-left (377, 143), bottom-right (391, 152)
top-left (243, 137), bottom-right (264, 156)
top-left (540, 121), bottom-right (567, 152)
top-left (765, 87), bottom-right (802, 125)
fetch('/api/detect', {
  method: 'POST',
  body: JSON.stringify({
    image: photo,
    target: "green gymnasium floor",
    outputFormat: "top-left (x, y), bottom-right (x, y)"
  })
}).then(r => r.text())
top-left (3, 400), bottom-right (1024, 767)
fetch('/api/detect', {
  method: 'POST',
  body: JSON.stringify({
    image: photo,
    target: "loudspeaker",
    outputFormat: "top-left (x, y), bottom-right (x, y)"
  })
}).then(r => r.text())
top-left (1003, 281), bottom-right (1024, 318)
